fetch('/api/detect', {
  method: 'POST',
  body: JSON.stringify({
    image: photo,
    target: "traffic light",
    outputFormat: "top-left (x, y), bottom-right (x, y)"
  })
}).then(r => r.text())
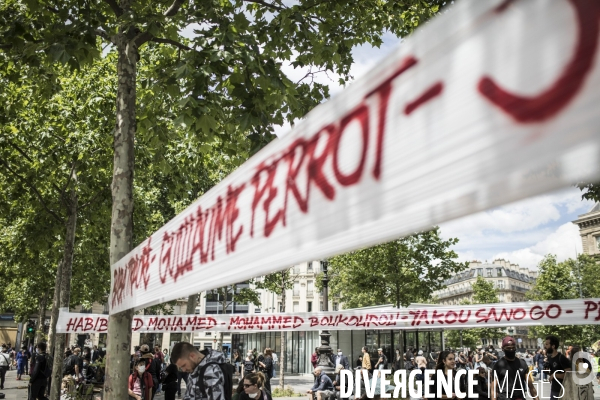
top-left (26, 320), bottom-right (35, 337)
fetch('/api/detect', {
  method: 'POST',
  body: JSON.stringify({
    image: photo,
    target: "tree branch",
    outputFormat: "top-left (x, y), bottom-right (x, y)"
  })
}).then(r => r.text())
top-left (80, 185), bottom-right (110, 209)
top-left (0, 157), bottom-right (64, 224)
top-left (6, 141), bottom-right (34, 164)
top-left (103, 0), bottom-right (123, 17)
top-left (164, 0), bottom-right (186, 16)
top-left (151, 37), bottom-right (193, 51)
top-left (243, 0), bottom-right (285, 11)
top-left (95, 28), bottom-right (110, 42)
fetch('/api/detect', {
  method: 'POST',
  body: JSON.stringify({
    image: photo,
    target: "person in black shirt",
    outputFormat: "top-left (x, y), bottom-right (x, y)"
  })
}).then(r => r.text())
top-left (161, 361), bottom-right (178, 400)
top-left (475, 367), bottom-right (490, 400)
top-left (491, 337), bottom-right (538, 400)
top-left (543, 335), bottom-right (571, 400)
top-left (29, 342), bottom-right (49, 400)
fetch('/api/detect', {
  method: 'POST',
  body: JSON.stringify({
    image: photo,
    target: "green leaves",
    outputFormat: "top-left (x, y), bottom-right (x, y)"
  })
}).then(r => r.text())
top-left (326, 227), bottom-right (467, 309)
top-left (526, 254), bottom-right (600, 347)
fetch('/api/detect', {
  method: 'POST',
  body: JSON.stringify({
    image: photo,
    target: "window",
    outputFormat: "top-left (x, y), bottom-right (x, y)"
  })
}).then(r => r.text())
top-left (596, 236), bottom-right (600, 250)
top-left (497, 268), bottom-right (503, 276)
top-left (293, 302), bottom-right (299, 312)
top-left (307, 280), bottom-right (314, 297)
top-left (487, 268), bottom-right (492, 277)
top-left (333, 302), bottom-right (339, 311)
top-left (293, 265), bottom-right (300, 274)
top-left (307, 301), bottom-right (313, 312)
top-left (278, 302), bottom-right (283, 312)
top-left (320, 301), bottom-right (324, 311)
top-left (307, 262), bottom-right (313, 272)
top-left (477, 268), bottom-right (483, 276)
top-left (293, 282), bottom-right (300, 296)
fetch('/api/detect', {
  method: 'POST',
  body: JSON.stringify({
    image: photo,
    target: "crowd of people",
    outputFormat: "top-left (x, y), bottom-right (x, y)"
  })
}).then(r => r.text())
top-left (306, 335), bottom-right (600, 400)
top-left (3, 337), bottom-right (599, 400)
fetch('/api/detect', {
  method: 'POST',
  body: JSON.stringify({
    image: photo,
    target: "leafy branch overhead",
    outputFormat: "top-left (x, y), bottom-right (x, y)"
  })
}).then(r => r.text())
top-left (1, 0), bottom-right (446, 156)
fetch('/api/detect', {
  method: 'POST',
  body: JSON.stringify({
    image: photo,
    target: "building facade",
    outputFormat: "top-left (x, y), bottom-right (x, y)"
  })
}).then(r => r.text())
top-left (573, 203), bottom-right (600, 256)
top-left (432, 258), bottom-right (538, 349)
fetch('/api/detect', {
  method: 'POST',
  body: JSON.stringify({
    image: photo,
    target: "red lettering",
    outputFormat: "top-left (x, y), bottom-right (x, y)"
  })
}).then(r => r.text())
top-left (546, 304), bottom-right (561, 319)
top-left (293, 316), bottom-right (303, 328)
top-left (432, 310), bottom-right (445, 325)
top-left (512, 308), bottom-right (526, 320)
top-left (475, 308), bottom-right (488, 323)
top-left (530, 305), bottom-right (544, 320)
top-left (332, 104), bottom-right (370, 186)
top-left (478, 0), bottom-right (600, 123)
top-left (133, 318), bottom-right (144, 331)
top-left (148, 318), bottom-right (158, 328)
top-left (84, 318), bottom-right (94, 332)
top-left (74, 318), bottom-right (84, 332)
top-left (404, 82), bottom-right (444, 115)
top-left (367, 56), bottom-right (418, 179)
top-left (66, 318), bottom-right (77, 332)
top-left (282, 316), bottom-right (292, 329)
top-left (584, 300), bottom-right (600, 321)
top-left (458, 310), bottom-right (471, 323)
top-left (309, 317), bottom-right (318, 327)
top-left (409, 310), bottom-right (420, 326)
top-left (98, 318), bottom-right (108, 332)
top-left (445, 311), bottom-right (458, 324)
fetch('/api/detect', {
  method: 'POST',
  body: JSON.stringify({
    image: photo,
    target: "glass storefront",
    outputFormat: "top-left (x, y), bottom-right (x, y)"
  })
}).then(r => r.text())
top-left (232, 329), bottom-right (442, 374)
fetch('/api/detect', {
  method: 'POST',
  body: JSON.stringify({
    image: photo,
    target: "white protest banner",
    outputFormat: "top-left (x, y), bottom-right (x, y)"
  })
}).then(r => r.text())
top-left (63, 299), bottom-right (600, 333)
top-left (110, 0), bottom-right (600, 314)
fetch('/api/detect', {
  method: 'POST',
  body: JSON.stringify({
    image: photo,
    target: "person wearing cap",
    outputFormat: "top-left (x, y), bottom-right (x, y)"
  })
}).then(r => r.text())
top-left (332, 349), bottom-right (349, 371)
top-left (140, 344), bottom-right (162, 398)
top-left (491, 337), bottom-right (538, 400)
top-left (374, 349), bottom-right (387, 370)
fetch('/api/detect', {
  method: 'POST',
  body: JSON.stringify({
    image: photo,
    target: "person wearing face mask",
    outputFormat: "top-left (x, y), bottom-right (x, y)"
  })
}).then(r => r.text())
top-left (491, 337), bottom-right (538, 400)
top-left (332, 349), bottom-right (349, 371)
top-left (129, 359), bottom-right (154, 400)
top-left (240, 372), bottom-right (272, 400)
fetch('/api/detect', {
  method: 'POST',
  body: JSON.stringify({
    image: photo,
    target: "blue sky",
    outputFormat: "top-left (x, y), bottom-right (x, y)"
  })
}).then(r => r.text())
top-left (274, 33), bottom-right (595, 270)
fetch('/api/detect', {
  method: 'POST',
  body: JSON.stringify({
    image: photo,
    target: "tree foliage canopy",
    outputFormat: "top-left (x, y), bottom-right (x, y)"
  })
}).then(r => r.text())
top-left (325, 227), bottom-right (466, 308)
top-left (527, 254), bottom-right (600, 347)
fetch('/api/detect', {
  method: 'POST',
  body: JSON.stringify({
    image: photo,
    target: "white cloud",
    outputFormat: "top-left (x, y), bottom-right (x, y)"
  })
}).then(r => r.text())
top-left (441, 189), bottom-right (590, 238)
top-left (493, 222), bottom-right (582, 269)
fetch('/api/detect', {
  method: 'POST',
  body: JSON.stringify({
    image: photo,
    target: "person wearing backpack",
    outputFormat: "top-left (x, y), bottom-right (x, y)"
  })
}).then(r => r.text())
top-left (29, 342), bottom-right (52, 400)
top-left (171, 342), bottom-right (233, 400)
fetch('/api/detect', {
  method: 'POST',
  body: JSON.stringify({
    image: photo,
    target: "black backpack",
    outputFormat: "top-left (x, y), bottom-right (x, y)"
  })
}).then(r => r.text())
top-left (62, 355), bottom-right (77, 376)
top-left (197, 361), bottom-right (234, 400)
top-left (43, 354), bottom-right (54, 378)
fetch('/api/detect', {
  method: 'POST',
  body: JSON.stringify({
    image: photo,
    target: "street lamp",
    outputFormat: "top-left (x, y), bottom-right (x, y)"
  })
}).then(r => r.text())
top-left (317, 260), bottom-right (334, 378)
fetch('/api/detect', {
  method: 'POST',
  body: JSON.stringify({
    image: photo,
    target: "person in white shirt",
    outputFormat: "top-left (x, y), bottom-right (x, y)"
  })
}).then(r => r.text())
top-left (271, 352), bottom-right (278, 378)
top-left (0, 344), bottom-right (11, 390)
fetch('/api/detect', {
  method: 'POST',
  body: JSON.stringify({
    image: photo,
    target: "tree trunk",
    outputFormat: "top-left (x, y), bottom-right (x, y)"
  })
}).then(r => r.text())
top-left (185, 294), bottom-right (198, 343)
top-left (49, 181), bottom-right (78, 400)
top-left (35, 291), bottom-right (49, 346)
top-left (103, 28), bottom-right (137, 400)
top-left (48, 260), bottom-right (63, 357)
top-left (279, 272), bottom-right (286, 390)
